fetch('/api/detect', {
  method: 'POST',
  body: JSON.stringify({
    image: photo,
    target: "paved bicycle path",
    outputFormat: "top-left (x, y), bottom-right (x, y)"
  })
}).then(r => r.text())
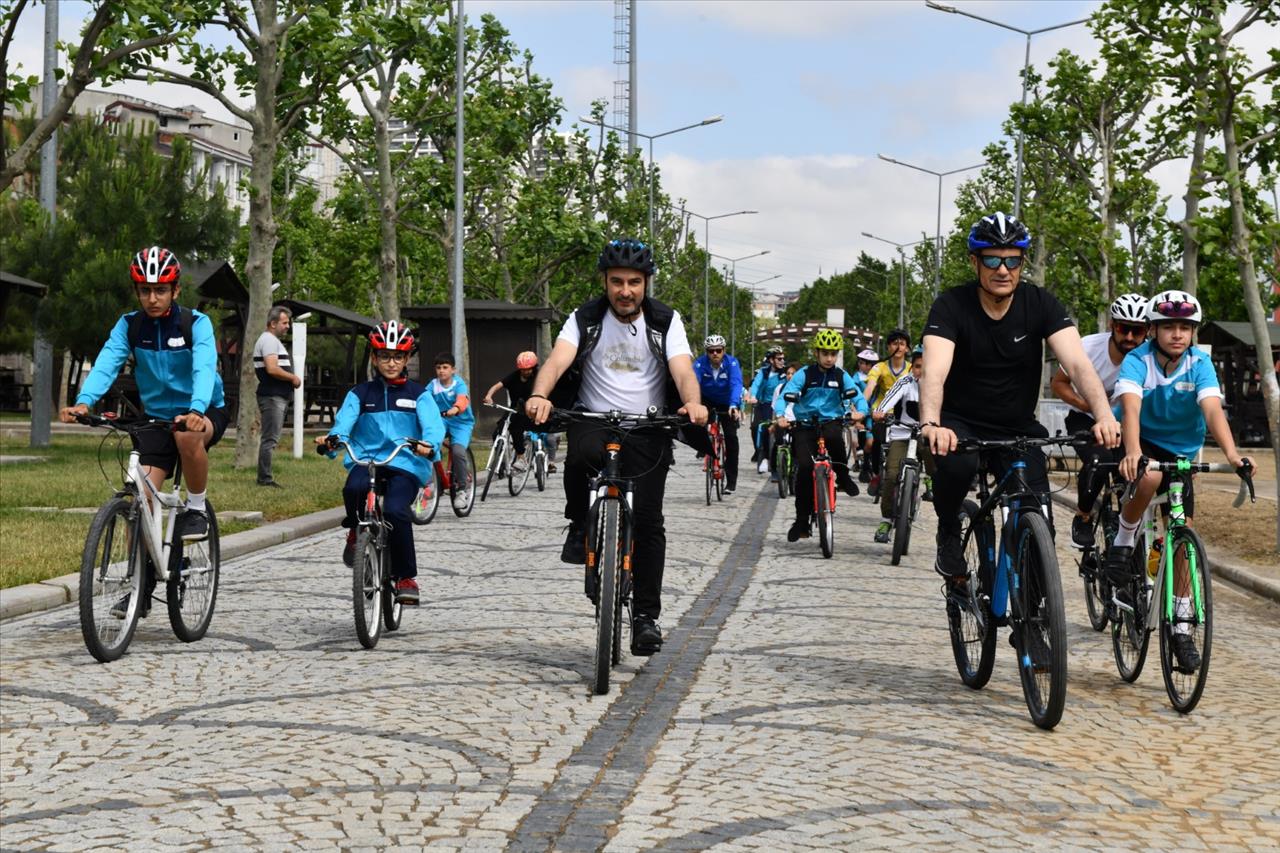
top-left (2, 444), bottom-right (1278, 850)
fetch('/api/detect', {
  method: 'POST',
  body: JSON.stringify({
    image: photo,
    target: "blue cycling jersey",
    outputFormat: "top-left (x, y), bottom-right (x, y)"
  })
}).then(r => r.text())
top-left (781, 363), bottom-right (868, 423)
top-left (429, 375), bottom-right (475, 425)
top-left (1113, 340), bottom-right (1222, 458)
top-left (693, 353), bottom-right (743, 408)
top-left (328, 377), bottom-right (445, 487)
top-left (748, 365), bottom-right (787, 411)
top-left (77, 307), bottom-right (225, 418)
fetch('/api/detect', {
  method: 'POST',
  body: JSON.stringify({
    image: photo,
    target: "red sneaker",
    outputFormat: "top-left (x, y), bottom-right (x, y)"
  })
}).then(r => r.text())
top-left (394, 578), bottom-right (420, 605)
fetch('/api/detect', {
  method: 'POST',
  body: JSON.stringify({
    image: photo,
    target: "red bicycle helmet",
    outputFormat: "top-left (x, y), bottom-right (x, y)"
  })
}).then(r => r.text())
top-left (369, 320), bottom-right (416, 353)
top-left (130, 247), bottom-right (182, 286)
top-left (515, 351), bottom-right (538, 369)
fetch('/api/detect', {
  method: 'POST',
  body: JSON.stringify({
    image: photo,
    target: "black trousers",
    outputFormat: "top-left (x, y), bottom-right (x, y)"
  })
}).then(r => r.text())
top-left (1065, 409), bottom-right (1122, 514)
top-left (750, 403), bottom-right (773, 462)
top-left (683, 407), bottom-right (741, 489)
top-left (791, 420), bottom-right (850, 523)
top-left (342, 466), bottom-right (420, 580)
top-left (564, 420), bottom-right (673, 619)
top-left (931, 417), bottom-right (1052, 539)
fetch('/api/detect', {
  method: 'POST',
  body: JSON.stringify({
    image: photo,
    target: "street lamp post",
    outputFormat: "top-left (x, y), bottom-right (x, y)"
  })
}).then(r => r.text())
top-left (711, 249), bottom-right (770, 353)
top-left (862, 232), bottom-right (931, 328)
top-left (925, 1), bottom-right (1088, 218)
top-left (877, 155), bottom-right (984, 296)
top-left (738, 275), bottom-right (781, 368)
top-left (682, 209), bottom-right (759, 340)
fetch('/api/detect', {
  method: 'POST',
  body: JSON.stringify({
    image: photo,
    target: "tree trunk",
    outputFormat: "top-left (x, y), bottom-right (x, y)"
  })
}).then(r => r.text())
top-left (375, 111), bottom-right (399, 319)
top-left (1098, 105), bottom-right (1115, 330)
top-left (1181, 121), bottom-right (1208, 295)
top-left (1218, 37), bottom-right (1280, 553)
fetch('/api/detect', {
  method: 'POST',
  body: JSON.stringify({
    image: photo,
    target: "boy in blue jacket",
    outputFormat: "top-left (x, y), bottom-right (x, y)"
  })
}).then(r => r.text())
top-left (776, 329), bottom-right (868, 542)
top-left (317, 322), bottom-right (443, 605)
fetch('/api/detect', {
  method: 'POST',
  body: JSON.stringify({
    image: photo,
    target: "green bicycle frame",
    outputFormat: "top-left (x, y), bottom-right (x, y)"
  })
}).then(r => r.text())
top-left (1162, 460), bottom-right (1204, 624)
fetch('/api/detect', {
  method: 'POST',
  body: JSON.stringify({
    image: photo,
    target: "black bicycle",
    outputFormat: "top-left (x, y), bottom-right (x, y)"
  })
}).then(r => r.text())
top-left (886, 421), bottom-right (925, 566)
top-left (547, 407), bottom-right (686, 695)
top-left (1073, 456), bottom-right (1123, 633)
top-left (945, 434), bottom-right (1075, 730)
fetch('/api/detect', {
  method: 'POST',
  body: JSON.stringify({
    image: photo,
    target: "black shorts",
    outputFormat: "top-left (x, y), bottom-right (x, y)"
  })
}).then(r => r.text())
top-left (134, 406), bottom-right (230, 475)
top-left (1140, 438), bottom-right (1194, 518)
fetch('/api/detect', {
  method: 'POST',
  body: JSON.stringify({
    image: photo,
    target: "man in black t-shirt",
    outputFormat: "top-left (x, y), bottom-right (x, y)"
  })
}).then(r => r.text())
top-left (920, 212), bottom-right (1120, 583)
top-left (482, 351), bottom-right (542, 460)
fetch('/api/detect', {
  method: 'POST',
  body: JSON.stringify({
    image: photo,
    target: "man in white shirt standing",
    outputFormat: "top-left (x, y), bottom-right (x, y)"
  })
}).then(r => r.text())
top-left (526, 239), bottom-right (707, 656)
top-left (252, 305), bottom-right (301, 487)
top-left (1050, 293), bottom-right (1149, 547)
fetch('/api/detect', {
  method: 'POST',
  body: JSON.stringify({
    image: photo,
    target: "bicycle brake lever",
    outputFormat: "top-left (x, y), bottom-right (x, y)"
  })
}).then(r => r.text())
top-left (1233, 463), bottom-right (1255, 507)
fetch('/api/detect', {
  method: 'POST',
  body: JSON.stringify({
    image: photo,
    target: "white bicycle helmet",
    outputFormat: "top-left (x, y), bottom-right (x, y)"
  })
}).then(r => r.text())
top-left (856, 348), bottom-right (878, 362)
top-left (704, 334), bottom-right (726, 349)
top-left (1147, 290), bottom-right (1202, 325)
top-left (1110, 293), bottom-right (1148, 323)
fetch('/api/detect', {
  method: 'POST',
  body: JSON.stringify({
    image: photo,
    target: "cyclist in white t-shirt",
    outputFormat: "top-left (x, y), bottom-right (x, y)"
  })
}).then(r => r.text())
top-left (1050, 292), bottom-right (1149, 548)
top-left (526, 238), bottom-right (707, 656)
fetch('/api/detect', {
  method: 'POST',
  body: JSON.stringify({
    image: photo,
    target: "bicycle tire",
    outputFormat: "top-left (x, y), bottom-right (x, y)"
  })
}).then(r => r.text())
top-left (509, 443), bottom-right (531, 496)
top-left (1110, 550), bottom-right (1151, 683)
top-left (382, 578), bottom-right (403, 632)
top-left (535, 446), bottom-right (547, 492)
top-left (166, 502), bottom-right (220, 643)
top-left (775, 446), bottom-right (789, 499)
top-left (1011, 511), bottom-right (1068, 730)
top-left (450, 448), bottom-right (477, 517)
top-left (816, 467), bottom-right (834, 559)
top-left (1159, 527), bottom-right (1212, 713)
top-left (79, 496), bottom-right (145, 663)
top-left (891, 466), bottom-right (917, 566)
top-left (594, 501), bottom-right (621, 695)
top-left (705, 453), bottom-right (713, 506)
top-left (714, 434), bottom-right (726, 502)
top-left (1082, 497), bottom-right (1115, 631)
top-left (481, 436), bottom-right (504, 502)
top-left (352, 529), bottom-right (383, 649)
top-left (949, 499), bottom-right (997, 689)
top-left (411, 467), bottom-right (441, 525)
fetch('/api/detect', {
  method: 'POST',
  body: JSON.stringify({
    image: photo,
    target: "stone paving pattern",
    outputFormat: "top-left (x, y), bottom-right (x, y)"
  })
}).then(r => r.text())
top-left (2, 444), bottom-right (1278, 851)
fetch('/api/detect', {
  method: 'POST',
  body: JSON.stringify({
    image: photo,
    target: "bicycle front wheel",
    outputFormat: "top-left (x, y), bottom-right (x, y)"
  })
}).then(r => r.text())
top-left (948, 499), bottom-right (996, 689)
top-left (704, 454), bottom-right (713, 506)
top-left (411, 467), bottom-right (441, 525)
top-left (535, 448), bottom-right (547, 492)
top-left (816, 467), bottom-right (834, 559)
top-left (508, 445), bottom-right (531, 496)
top-left (166, 502), bottom-right (220, 642)
top-left (1082, 498), bottom-right (1116, 631)
top-left (891, 466), bottom-right (917, 566)
top-left (1159, 528), bottom-right (1212, 713)
top-left (79, 496), bottom-right (145, 663)
top-left (352, 530), bottom-right (383, 649)
top-left (1011, 511), bottom-right (1068, 731)
top-left (714, 437), bottom-right (726, 502)
top-left (593, 501), bottom-right (622, 695)
top-left (1111, 551), bottom-right (1151, 683)
top-left (450, 448), bottom-right (477, 517)
top-left (775, 447), bottom-right (789, 499)
top-left (481, 437), bottom-right (504, 502)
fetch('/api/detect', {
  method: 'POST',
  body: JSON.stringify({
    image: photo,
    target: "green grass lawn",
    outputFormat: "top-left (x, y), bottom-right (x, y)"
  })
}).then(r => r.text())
top-left (0, 431), bottom-right (349, 589)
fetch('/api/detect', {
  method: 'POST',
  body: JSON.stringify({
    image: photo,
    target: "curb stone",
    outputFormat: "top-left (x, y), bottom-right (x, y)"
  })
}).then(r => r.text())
top-left (1049, 491), bottom-right (1280, 605)
top-left (0, 505), bottom-right (344, 622)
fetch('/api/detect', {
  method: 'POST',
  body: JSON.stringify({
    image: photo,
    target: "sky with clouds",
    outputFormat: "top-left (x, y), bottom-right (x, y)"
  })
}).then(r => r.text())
top-left (9, 1), bottom-right (1277, 295)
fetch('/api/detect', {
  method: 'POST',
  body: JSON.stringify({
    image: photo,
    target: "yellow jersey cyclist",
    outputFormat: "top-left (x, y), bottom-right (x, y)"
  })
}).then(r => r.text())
top-left (863, 329), bottom-right (912, 497)
top-left (1102, 291), bottom-right (1252, 672)
top-left (60, 247), bottom-right (229, 542)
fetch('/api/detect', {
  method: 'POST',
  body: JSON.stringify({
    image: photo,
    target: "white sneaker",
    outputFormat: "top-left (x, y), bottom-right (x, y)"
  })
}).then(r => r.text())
top-left (757, 459), bottom-right (769, 474)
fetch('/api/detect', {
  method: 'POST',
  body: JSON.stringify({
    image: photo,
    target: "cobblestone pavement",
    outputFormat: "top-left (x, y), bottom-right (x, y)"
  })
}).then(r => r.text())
top-left (2, 445), bottom-right (1278, 851)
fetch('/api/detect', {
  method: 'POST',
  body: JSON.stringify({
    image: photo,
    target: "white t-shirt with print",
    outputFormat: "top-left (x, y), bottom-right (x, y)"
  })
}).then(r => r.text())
top-left (557, 307), bottom-right (692, 412)
top-left (1060, 331), bottom-right (1123, 414)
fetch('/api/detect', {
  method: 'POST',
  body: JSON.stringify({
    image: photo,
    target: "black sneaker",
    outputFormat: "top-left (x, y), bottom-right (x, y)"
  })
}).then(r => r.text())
top-left (837, 474), bottom-right (859, 497)
top-left (178, 508), bottom-right (209, 541)
top-left (1070, 514), bottom-right (1093, 550)
top-left (934, 530), bottom-right (966, 579)
top-left (257, 479), bottom-right (283, 488)
top-left (1171, 632), bottom-right (1201, 673)
top-left (1102, 545), bottom-right (1135, 588)
top-left (631, 614), bottom-right (663, 655)
top-left (110, 594), bottom-right (131, 619)
top-left (858, 468), bottom-right (870, 484)
top-left (561, 522), bottom-right (587, 565)
top-left (342, 529), bottom-right (357, 567)
top-left (787, 520), bottom-right (810, 542)
top-left (867, 475), bottom-right (880, 500)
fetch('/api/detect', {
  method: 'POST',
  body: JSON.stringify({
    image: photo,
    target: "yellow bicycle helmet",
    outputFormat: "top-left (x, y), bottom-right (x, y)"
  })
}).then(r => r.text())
top-left (811, 328), bottom-right (844, 352)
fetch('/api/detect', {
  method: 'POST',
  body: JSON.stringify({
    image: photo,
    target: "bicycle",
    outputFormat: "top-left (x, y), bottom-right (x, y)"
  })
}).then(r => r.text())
top-left (319, 436), bottom-right (432, 649)
top-left (410, 437), bottom-right (476, 524)
top-left (75, 414), bottom-right (220, 663)
top-left (1072, 453), bottom-right (1123, 633)
top-left (772, 427), bottom-right (795, 499)
top-left (481, 402), bottom-right (528, 501)
top-left (945, 434), bottom-right (1075, 730)
top-left (1107, 457), bottom-right (1253, 713)
top-left (794, 415), bottom-right (849, 559)
top-left (704, 410), bottom-right (727, 505)
top-left (528, 430), bottom-right (551, 492)
top-left (546, 407), bottom-right (686, 695)
top-left (886, 421), bottom-right (924, 567)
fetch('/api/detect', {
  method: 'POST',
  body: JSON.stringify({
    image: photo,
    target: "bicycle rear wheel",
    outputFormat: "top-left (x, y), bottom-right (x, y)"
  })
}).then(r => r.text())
top-left (593, 501), bottom-right (622, 695)
top-left (450, 448), bottom-right (477, 517)
top-left (411, 467), bottom-right (441, 525)
top-left (714, 436), bottom-right (726, 501)
top-left (352, 529), bottom-right (383, 649)
top-left (704, 454), bottom-right (713, 505)
top-left (1082, 497), bottom-right (1115, 631)
top-left (1110, 553), bottom-right (1151, 683)
top-left (481, 436), bottom-right (504, 502)
top-left (1011, 512), bottom-right (1068, 730)
top-left (79, 496), bottom-right (145, 663)
top-left (948, 499), bottom-right (996, 689)
top-left (816, 467), bottom-right (834, 559)
top-left (509, 444), bottom-right (531, 496)
top-left (1159, 528), bottom-right (1212, 713)
top-left (891, 466), bottom-right (917, 566)
top-left (775, 446), bottom-right (789, 499)
top-left (166, 502), bottom-right (220, 642)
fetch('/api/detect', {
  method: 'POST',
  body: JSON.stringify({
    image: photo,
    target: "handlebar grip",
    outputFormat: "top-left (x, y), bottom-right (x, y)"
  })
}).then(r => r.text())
top-left (1234, 461), bottom-right (1256, 507)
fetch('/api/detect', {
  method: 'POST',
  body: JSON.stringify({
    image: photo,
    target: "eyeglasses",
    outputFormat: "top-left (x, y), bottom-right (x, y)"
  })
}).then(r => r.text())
top-left (374, 351), bottom-right (410, 363)
top-left (706, 348), bottom-right (724, 354)
top-left (1114, 322), bottom-right (1148, 337)
top-left (136, 286), bottom-right (173, 298)
top-left (1153, 300), bottom-right (1198, 319)
top-left (978, 255), bottom-right (1024, 271)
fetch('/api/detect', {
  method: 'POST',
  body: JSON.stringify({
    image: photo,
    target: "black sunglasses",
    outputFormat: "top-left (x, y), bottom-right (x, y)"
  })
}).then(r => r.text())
top-left (978, 255), bottom-right (1024, 271)
top-left (1114, 322), bottom-right (1147, 337)
top-left (706, 348), bottom-right (724, 354)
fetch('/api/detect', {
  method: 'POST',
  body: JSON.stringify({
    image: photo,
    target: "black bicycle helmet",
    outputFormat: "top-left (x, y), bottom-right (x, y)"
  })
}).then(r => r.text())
top-left (967, 211), bottom-right (1031, 252)
top-left (597, 238), bottom-right (656, 277)
top-left (885, 328), bottom-right (910, 346)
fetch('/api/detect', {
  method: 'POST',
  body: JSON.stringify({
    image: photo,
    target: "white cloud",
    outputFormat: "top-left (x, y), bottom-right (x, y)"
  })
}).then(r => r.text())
top-left (555, 65), bottom-right (617, 118)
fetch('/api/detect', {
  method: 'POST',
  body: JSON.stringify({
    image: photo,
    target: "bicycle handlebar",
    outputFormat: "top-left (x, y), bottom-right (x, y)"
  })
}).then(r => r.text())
top-left (954, 434), bottom-right (1078, 453)
top-left (75, 413), bottom-right (191, 433)
top-left (544, 407), bottom-right (689, 433)
top-left (316, 436), bottom-right (430, 466)
top-left (485, 402), bottom-right (518, 415)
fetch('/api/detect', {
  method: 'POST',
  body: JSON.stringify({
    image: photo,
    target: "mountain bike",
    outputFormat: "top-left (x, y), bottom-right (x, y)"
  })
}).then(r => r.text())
top-left (320, 436), bottom-right (432, 648)
top-left (410, 437), bottom-right (475, 523)
top-left (945, 434), bottom-right (1075, 730)
top-left (704, 410), bottom-right (727, 505)
top-left (1072, 453), bottom-right (1122, 632)
top-left (75, 414), bottom-right (220, 663)
top-left (773, 427), bottom-right (794, 499)
top-left (548, 407), bottom-right (686, 695)
top-left (887, 421), bottom-right (924, 566)
top-left (1107, 457), bottom-right (1253, 713)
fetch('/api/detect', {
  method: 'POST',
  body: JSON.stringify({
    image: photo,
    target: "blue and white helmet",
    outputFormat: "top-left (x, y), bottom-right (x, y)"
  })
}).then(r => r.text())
top-left (967, 212), bottom-right (1031, 252)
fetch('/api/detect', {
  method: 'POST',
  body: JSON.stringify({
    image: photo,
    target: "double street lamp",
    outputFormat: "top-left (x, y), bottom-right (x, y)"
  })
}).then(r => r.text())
top-left (925, 1), bottom-right (1089, 217)
top-left (877, 154), bottom-right (984, 296)
top-left (711, 249), bottom-right (770, 352)
top-left (682, 208), bottom-right (759, 339)
top-left (862, 232), bottom-right (932, 328)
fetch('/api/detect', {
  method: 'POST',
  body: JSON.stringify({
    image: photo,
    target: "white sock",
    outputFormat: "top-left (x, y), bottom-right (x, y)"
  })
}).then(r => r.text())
top-left (187, 490), bottom-right (206, 511)
top-left (1114, 516), bottom-right (1139, 549)
top-left (1175, 596), bottom-right (1193, 634)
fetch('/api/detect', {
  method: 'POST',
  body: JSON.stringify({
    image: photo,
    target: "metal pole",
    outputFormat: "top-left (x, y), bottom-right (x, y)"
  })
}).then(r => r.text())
top-left (1013, 33), bottom-right (1031, 218)
top-left (703, 218), bottom-right (710, 340)
top-left (648, 135), bottom-right (656, 298)
top-left (291, 320), bottom-right (306, 459)
top-left (628, 0), bottom-right (637, 157)
top-left (898, 248), bottom-right (906, 329)
top-left (935, 174), bottom-right (943, 296)
top-left (451, 0), bottom-right (467, 371)
top-left (30, 0), bottom-right (58, 448)
top-left (729, 263), bottom-right (736, 353)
